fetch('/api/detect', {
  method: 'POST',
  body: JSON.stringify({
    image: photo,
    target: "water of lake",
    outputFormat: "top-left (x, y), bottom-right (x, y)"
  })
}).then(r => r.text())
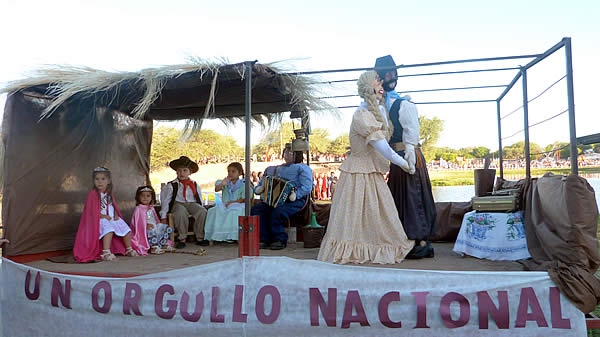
top-left (432, 178), bottom-right (600, 210)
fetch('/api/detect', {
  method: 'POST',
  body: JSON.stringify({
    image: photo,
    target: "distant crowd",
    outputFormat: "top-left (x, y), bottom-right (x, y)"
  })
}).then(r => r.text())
top-left (429, 157), bottom-right (600, 170)
top-left (164, 152), bottom-right (348, 167)
top-left (165, 152), bottom-right (600, 171)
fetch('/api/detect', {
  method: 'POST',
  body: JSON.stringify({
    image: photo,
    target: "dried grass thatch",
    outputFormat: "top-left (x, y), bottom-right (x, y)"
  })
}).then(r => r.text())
top-left (0, 59), bottom-right (335, 135)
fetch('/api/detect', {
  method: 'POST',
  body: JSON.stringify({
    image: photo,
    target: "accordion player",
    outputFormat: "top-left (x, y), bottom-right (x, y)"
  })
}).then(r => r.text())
top-left (255, 175), bottom-right (296, 207)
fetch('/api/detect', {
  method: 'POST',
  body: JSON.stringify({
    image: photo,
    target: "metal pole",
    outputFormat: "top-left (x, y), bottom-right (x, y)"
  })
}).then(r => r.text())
top-left (244, 61), bottom-right (253, 216)
top-left (522, 38), bottom-right (567, 71)
top-left (497, 100), bottom-right (504, 179)
top-left (522, 69), bottom-right (531, 180)
top-left (497, 71), bottom-right (522, 101)
top-left (565, 38), bottom-right (578, 175)
top-left (285, 53), bottom-right (542, 76)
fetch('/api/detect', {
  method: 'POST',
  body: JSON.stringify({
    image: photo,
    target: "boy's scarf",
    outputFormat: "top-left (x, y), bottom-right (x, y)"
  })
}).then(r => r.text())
top-left (179, 179), bottom-right (197, 201)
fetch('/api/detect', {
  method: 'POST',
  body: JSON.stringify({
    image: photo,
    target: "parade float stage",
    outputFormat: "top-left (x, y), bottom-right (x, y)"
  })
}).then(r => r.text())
top-left (21, 242), bottom-right (524, 277)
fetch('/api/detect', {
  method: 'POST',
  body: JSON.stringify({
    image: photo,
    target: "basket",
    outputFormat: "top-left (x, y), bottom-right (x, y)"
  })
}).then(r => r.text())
top-left (301, 227), bottom-right (324, 248)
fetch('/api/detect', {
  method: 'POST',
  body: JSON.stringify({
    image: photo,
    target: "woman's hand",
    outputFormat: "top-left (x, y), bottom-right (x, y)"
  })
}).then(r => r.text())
top-left (147, 224), bottom-right (154, 230)
top-left (100, 214), bottom-right (112, 220)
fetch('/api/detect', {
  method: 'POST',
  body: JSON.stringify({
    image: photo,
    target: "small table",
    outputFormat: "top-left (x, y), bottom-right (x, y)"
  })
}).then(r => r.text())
top-left (453, 210), bottom-right (531, 261)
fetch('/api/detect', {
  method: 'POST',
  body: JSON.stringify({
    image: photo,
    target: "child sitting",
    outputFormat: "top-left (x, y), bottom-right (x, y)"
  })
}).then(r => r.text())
top-left (74, 167), bottom-right (139, 262)
top-left (159, 156), bottom-right (208, 249)
top-left (204, 162), bottom-right (252, 242)
top-left (131, 186), bottom-right (174, 254)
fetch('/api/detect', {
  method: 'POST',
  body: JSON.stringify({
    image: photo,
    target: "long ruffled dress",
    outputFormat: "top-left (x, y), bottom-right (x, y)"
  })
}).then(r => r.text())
top-left (317, 105), bottom-right (415, 264)
top-left (204, 179), bottom-right (252, 241)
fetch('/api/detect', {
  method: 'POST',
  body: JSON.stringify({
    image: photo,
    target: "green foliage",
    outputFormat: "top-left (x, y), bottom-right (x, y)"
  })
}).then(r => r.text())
top-left (500, 141), bottom-right (542, 159)
top-left (309, 128), bottom-right (331, 154)
top-left (593, 143), bottom-right (600, 153)
top-left (544, 142), bottom-right (571, 159)
top-left (440, 152), bottom-right (457, 161)
top-left (252, 122), bottom-right (296, 156)
top-left (419, 116), bottom-right (444, 161)
top-left (328, 135), bottom-right (350, 155)
top-left (428, 166), bottom-right (600, 186)
top-left (150, 127), bottom-right (243, 170)
top-left (471, 146), bottom-right (491, 158)
top-left (429, 146), bottom-right (490, 162)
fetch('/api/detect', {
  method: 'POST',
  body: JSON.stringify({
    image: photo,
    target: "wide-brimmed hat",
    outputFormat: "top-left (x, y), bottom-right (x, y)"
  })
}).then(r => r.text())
top-left (169, 156), bottom-right (199, 173)
top-left (374, 55), bottom-right (397, 80)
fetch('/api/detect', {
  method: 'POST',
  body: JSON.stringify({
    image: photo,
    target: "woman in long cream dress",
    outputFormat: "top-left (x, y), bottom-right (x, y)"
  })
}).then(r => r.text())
top-left (317, 71), bottom-right (415, 264)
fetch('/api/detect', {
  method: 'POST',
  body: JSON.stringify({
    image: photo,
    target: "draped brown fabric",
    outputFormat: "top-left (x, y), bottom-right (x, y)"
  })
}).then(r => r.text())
top-left (2, 91), bottom-right (152, 256)
top-left (430, 202), bottom-right (473, 242)
top-left (522, 173), bottom-right (600, 313)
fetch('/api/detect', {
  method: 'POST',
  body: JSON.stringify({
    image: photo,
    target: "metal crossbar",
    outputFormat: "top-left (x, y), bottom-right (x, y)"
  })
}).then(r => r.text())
top-left (500, 75), bottom-right (566, 120)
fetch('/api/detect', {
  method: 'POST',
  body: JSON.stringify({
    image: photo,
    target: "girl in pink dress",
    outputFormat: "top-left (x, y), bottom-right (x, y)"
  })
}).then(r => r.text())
top-left (130, 186), bottom-right (174, 254)
top-left (73, 167), bottom-right (139, 262)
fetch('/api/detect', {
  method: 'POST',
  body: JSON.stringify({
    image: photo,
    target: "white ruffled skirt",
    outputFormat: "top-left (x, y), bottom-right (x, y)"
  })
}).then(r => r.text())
top-left (99, 217), bottom-right (131, 239)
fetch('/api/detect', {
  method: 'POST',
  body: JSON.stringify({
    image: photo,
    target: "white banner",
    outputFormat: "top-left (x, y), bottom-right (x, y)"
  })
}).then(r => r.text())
top-left (0, 257), bottom-right (585, 336)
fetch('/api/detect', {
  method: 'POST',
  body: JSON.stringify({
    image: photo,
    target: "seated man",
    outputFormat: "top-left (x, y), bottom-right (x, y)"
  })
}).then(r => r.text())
top-left (252, 144), bottom-right (313, 250)
top-left (160, 156), bottom-right (208, 249)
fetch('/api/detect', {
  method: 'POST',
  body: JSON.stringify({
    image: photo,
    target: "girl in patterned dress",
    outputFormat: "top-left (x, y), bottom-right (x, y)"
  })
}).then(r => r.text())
top-left (131, 186), bottom-right (174, 254)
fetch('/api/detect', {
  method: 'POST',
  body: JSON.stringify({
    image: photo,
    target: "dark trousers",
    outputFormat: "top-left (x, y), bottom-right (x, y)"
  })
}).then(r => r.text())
top-left (251, 197), bottom-right (307, 244)
top-left (388, 148), bottom-right (437, 241)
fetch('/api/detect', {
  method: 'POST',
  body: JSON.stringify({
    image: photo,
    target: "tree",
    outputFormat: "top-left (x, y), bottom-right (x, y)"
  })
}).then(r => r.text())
top-left (501, 141), bottom-right (542, 159)
top-left (544, 142), bottom-right (570, 159)
top-left (253, 122), bottom-right (296, 156)
top-left (440, 152), bottom-right (457, 161)
top-left (578, 144), bottom-right (593, 154)
top-left (308, 128), bottom-right (331, 154)
top-left (327, 135), bottom-right (350, 155)
top-left (457, 147), bottom-right (474, 159)
top-left (471, 146), bottom-right (491, 158)
top-left (419, 116), bottom-right (444, 161)
top-left (593, 143), bottom-right (600, 153)
top-left (150, 127), bottom-right (243, 170)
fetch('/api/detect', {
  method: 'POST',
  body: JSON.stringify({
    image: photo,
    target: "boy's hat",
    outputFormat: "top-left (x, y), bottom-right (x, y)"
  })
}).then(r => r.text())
top-left (374, 55), bottom-right (397, 80)
top-left (169, 156), bottom-right (199, 173)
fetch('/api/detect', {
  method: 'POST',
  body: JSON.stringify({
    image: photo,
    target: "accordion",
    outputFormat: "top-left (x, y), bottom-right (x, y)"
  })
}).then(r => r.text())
top-left (260, 176), bottom-right (295, 208)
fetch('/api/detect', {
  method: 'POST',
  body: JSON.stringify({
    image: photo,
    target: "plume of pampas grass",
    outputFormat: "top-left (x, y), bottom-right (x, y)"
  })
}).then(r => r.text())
top-left (0, 59), bottom-right (337, 138)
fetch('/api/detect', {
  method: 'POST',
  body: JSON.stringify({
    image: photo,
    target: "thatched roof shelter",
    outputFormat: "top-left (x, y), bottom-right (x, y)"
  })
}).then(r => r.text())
top-left (1, 60), bottom-right (329, 126)
top-left (0, 60), bottom-right (328, 256)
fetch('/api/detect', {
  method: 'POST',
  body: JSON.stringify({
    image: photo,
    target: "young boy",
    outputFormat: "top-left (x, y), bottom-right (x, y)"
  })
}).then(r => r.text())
top-left (159, 156), bottom-right (208, 248)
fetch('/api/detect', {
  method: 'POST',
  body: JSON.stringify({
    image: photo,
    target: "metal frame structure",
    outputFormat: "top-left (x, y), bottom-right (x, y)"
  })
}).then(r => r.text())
top-left (241, 37), bottom-right (581, 215)
top-left (238, 38), bottom-right (600, 325)
top-left (496, 37), bottom-right (578, 179)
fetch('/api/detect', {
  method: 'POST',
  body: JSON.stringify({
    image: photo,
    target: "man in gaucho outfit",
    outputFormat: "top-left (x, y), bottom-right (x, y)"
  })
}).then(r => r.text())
top-left (375, 55), bottom-right (437, 259)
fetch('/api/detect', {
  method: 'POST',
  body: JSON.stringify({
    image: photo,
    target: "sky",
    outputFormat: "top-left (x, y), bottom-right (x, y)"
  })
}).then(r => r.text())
top-left (0, 0), bottom-right (598, 151)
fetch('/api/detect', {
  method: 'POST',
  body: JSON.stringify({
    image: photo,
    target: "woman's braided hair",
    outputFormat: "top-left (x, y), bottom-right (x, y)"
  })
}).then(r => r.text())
top-left (357, 71), bottom-right (393, 139)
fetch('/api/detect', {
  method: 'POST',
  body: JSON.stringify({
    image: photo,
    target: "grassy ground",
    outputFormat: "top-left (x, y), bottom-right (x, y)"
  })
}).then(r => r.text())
top-left (429, 166), bottom-right (600, 186)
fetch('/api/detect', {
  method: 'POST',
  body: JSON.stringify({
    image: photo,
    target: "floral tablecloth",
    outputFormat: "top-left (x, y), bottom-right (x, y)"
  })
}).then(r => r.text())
top-left (452, 210), bottom-right (531, 261)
